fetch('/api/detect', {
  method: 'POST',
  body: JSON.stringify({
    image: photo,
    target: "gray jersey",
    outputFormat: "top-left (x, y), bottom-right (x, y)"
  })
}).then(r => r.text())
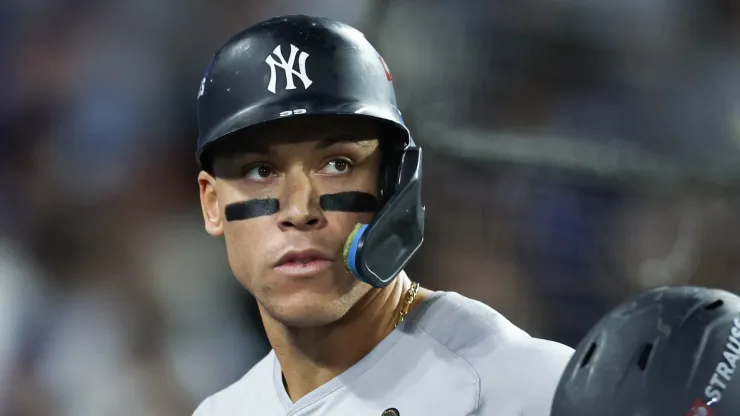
top-left (193, 291), bottom-right (574, 416)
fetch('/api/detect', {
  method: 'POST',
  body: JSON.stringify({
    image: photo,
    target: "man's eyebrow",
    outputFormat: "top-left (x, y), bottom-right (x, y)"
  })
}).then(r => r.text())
top-left (218, 138), bottom-right (269, 155)
top-left (242, 143), bottom-right (269, 155)
top-left (221, 133), bottom-right (370, 155)
top-left (315, 134), bottom-right (364, 149)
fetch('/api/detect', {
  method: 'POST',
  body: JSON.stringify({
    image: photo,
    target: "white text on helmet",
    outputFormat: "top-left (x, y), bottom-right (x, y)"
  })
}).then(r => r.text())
top-left (703, 316), bottom-right (740, 402)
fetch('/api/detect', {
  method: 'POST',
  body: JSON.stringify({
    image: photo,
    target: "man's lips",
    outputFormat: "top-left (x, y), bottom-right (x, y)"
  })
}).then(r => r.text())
top-left (274, 249), bottom-right (334, 276)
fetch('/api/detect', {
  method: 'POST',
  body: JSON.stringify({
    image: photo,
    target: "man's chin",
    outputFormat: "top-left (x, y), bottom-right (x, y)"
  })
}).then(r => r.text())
top-left (265, 303), bottom-right (347, 328)
top-left (258, 289), bottom-right (361, 328)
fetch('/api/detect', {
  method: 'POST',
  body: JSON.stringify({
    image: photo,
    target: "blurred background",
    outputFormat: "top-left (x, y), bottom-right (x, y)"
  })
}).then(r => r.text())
top-left (2, 0), bottom-right (740, 414)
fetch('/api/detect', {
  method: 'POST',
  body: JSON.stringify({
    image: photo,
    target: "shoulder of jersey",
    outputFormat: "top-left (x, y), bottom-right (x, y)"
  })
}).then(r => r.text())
top-left (416, 292), bottom-right (574, 414)
top-left (417, 292), bottom-right (572, 355)
top-left (192, 350), bottom-right (276, 415)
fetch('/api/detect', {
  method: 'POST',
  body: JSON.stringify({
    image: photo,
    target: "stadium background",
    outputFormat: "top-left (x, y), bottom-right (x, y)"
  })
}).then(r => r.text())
top-left (1, 0), bottom-right (739, 414)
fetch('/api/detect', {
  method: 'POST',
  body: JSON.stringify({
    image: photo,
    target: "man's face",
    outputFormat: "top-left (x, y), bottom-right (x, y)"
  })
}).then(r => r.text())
top-left (198, 117), bottom-right (382, 327)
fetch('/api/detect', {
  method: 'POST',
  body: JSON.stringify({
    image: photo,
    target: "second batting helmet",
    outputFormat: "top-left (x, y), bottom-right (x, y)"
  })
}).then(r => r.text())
top-left (551, 285), bottom-right (740, 416)
top-left (195, 15), bottom-right (424, 288)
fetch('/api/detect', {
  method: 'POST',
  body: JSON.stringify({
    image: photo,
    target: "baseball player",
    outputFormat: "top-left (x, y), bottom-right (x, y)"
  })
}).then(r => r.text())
top-left (192, 15), bottom-right (573, 416)
top-left (551, 285), bottom-right (740, 416)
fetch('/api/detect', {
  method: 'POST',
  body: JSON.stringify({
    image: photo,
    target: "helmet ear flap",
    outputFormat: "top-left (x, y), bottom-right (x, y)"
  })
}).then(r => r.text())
top-left (377, 124), bottom-right (408, 206)
top-left (378, 142), bottom-right (401, 206)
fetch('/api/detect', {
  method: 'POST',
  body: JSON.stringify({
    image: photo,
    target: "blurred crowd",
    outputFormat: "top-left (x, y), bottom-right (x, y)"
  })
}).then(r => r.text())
top-left (1, 0), bottom-right (739, 415)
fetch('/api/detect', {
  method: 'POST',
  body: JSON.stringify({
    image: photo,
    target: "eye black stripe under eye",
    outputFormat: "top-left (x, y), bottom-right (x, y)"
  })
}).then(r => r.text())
top-left (319, 192), bottom-right (378, 212)
top-left (225, 199), bottom-right (279, 221)
top-left (223, 192), bottom-right (379, 222)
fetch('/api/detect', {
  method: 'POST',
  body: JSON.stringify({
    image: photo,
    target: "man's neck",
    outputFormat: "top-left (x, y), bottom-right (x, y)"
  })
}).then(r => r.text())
top-left (261, 272), bottom-right (429, 402)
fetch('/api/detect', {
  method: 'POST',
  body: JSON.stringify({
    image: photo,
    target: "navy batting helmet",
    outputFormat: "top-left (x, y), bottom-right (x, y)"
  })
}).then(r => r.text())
top-left (195, 15), bottom-right (424, 288)
top-left (551, 285), bottom-right (740, 416)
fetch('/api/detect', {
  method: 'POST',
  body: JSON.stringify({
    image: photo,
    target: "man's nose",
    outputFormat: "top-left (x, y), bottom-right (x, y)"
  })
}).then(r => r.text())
top-left (276, 172), bottom-right (327, 232)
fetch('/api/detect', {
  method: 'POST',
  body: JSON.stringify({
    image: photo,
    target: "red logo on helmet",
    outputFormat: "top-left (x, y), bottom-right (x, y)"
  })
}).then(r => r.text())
top-left (378, 56), bottom-right (392, 81)
top-left (686, 399), bottom-right (714, 416)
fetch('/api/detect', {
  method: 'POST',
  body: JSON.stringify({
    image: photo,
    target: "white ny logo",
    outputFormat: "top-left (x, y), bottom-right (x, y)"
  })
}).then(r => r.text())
top-left (264, 44), bottom-right (313, 94)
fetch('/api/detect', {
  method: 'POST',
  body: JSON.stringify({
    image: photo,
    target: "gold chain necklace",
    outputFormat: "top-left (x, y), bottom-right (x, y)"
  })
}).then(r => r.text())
top-left (395, 281), bottom-right (420, 328)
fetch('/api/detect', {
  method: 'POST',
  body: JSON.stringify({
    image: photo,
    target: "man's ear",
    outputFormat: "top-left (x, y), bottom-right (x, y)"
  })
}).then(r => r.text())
top-left (198, 171), bottom-right (224, 237)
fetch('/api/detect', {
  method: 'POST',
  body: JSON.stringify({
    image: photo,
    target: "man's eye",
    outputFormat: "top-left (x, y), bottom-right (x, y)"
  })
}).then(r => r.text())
top-left (321, 159), bottom-right (352, 174)
top-left (244, 164), bottom-right (277, 181)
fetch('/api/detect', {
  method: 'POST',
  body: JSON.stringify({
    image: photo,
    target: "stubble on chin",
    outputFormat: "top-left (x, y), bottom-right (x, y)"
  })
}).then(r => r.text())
top-left (257, 279), bottom-right (370, 329)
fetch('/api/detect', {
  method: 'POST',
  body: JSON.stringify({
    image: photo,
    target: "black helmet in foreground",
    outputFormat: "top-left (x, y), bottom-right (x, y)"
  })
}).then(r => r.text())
top-left (552, 285), bottom-right (740, 416)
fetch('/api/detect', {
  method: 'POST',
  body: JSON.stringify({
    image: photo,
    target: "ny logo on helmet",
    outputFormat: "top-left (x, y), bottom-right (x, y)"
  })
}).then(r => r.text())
top-left (265, 44), bottom-right (313, 94)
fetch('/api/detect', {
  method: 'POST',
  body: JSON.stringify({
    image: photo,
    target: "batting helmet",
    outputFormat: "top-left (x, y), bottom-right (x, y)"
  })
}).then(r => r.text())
top-left (195, 15), bottom-right (424, 288)
top-left (551, 285), bottom-right (740, 416)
